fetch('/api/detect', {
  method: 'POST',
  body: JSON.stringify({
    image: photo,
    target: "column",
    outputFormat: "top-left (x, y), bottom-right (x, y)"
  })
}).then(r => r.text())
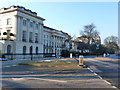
top-left (26, 19), bottom-right (30, 42)
top-left (33, 21), bottom-right (35, 43)
top-left (19, 16), bottom-right (23, 41)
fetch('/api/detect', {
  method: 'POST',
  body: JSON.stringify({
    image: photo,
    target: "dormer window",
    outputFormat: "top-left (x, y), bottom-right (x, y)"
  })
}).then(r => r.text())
top-left (7, 18), bottom-right (12, 25)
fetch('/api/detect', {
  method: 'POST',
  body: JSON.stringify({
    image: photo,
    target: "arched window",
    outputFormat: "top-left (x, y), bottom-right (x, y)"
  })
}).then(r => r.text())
top-left (36, 47), bottom-right (38, 54)
top-left (23, 46), bottom-right (26, 55)
top-left (7, 45), bottom-right (11, 54)
top-left (29, 46), bottom-right (33, 54)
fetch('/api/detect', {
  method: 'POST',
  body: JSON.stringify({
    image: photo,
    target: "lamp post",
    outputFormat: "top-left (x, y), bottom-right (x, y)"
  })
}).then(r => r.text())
top-left (1, 31), bottom-right (15, 60)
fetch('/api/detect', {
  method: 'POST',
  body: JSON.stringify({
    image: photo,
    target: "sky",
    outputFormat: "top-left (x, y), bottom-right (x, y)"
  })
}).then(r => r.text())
top-left (0, 1), bottom-right (118, 44)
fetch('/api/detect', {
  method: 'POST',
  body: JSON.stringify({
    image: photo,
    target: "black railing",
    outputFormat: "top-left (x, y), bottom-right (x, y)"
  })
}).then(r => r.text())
top-left (2, 53), bottom-right (56, 60)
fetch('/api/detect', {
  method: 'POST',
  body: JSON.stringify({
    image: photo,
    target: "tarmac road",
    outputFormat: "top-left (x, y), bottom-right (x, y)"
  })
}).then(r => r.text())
top-left (1, 63), bottom-right (117, 89)
top-left (84, 58), bottom-right (119, 89)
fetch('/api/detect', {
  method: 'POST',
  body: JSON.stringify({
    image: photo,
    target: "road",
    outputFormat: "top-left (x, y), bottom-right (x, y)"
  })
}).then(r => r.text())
top-left (1, 62), bottom-right (117, 89)
top-left (84, 58), bottom-right (119, 89)
top-left (0, 56), bottom-right (119, 89)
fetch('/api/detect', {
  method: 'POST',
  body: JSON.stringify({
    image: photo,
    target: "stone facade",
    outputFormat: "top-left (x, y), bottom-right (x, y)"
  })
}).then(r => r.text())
top-left (0, 5), bottom-right (70, 58)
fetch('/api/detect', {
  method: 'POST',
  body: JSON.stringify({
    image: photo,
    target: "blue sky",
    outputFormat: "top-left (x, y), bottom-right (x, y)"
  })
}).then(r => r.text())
top-left (0, 2), bottom-right (118, 43)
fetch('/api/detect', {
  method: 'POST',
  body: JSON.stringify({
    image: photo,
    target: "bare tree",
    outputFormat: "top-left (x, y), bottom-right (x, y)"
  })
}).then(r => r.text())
top-left (104, 35), bottom-right (119, 51)
top-left (80, 23), bottom-right (100, 44)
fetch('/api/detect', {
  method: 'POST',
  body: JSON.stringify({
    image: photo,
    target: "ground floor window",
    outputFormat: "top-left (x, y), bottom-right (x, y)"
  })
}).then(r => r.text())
top-left (30, 46), bottom-right (33, 54)
top-left (7, 45), bottom-right (11, 54)
top-left (23, 46), bottom-right (26, 54)
top-left (36, 47), bottom-right (38, 54)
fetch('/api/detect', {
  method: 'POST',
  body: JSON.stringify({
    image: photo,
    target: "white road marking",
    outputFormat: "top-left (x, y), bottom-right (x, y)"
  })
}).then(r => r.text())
top-left (87, 67), bottom-right (116, 88)
top-left (12, 78), bottom-right (24, 81)
top-left (12, 65), bottom-right (17, 66)
top-left (97, 76), bottom-right (103, 79)
top-left (32, 78), bottom-right (67, 83)
top-left (4, 66), bottom-right (11, 68)
top-left (103, 80), bottom-right (111, 85)
top-left (112, 86), bottom-right (117, 88)
top-left (93, 73), bottom-right (98, 76)
top-left (12, 77), bottom-right (67, 83)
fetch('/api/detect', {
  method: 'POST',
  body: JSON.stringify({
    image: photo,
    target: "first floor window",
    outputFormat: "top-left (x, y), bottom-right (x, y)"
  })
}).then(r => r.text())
top-left (35, 33), bottom-right (38, 43)
top-left (29, 32), bottom-right (33, 42)
top-left (22, 31), bottom-right (26, 41)
top-left (7, 18), bottom-right (12, 25)
top-left (23, 19), bottom-right (26, 26)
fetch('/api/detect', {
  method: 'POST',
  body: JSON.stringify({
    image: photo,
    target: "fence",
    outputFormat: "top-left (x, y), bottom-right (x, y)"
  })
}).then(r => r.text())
top-left (2, 53), bottom-right (56, 60)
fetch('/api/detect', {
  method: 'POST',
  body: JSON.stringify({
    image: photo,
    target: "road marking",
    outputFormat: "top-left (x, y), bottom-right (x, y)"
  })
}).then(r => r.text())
top-left (112, 86), bottom-right (117, 88)
top-left (4, 66), bottom-right (11, 68)
top-left (97, 76), bottom-right (103, 79)
top-left (104, 80), bottom-right (111, 85)
top-left (12, 78), bottom-right (24, 81)
top-left (12, 77), bottom-right (67, 83)
top-left (12, 65), bottom-right (17, 67)
top-left (33, 78), bottom-right (67, 83)
top-left (93, 73), bottom-right (98, 76)
top-left (87, 67), bottom-right (117, 89)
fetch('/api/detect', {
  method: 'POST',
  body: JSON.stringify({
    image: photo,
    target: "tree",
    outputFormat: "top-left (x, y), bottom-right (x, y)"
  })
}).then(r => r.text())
top-left (80, 23), bottom-right (100, 44)
top-left (104, 35), bottom-right (119, 52)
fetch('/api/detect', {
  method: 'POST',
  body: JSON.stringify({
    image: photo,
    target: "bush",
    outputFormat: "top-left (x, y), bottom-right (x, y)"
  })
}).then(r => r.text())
top-left (61, 50), bottom-right (70, 57)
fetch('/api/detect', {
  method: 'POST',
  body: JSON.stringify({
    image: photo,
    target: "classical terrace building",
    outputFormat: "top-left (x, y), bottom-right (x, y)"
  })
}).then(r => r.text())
top-left (43, 26), bottom-right (71, 56)
top-left (0, 5), bottom-right (71, 58)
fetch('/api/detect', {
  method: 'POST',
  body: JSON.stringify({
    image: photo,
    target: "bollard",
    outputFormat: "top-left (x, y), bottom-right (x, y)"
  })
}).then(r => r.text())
top-left (79, 55), bottom-right (84, 66)
top-left (70, 53), bottom-right (72, 58)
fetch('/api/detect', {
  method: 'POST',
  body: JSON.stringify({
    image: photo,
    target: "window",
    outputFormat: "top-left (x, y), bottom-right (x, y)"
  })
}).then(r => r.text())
top-left (29, 32), bottom-right (33, 42)
top-left (23, 19), bottom-right (26, 26)
top-left (0, 20), bottom-right (1, 26)
top-left (36, 47), bottom-right (38, 54)
top-left (29, 46), bottom-right (33, 54)
top-left (44, 35), bottom-right (46, 38)
top-left (36, 24), bottom-right (38, 29)
top-left (7, 45), bottom-right (11, 54)
top-left (0, 29), bottom-right (1, 36)
top-left (7, 18), bottom-right (12, 25)
top-left (23, 46), bottom-right (26, 54)
top-left (22, 31), bottom-right (26, 41)
top-left (30, 22), bottom-right (33, 28)
top-left (35, 33), bottom-right (38, 43)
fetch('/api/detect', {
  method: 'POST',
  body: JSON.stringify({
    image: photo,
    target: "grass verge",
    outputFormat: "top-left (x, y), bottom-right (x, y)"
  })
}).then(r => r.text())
top-left (18, 58), bottom-right (79, 67)
top-left (95, 57), bottom-right (119, 61)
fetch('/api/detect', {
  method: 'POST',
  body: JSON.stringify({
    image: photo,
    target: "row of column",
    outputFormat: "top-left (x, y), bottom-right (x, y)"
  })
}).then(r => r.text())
top-left (14, 15), bottom-right (43, 44)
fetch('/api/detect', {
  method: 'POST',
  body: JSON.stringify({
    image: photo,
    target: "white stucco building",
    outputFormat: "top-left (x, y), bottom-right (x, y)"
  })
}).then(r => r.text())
top-left (0, 5), bottom-right (71, 58)
top-left (43, 26), bottom-right (71, 56)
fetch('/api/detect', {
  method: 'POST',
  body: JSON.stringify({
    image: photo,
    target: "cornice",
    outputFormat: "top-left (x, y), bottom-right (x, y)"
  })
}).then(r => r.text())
top-left (0, 8), bottom-right (45, 21)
